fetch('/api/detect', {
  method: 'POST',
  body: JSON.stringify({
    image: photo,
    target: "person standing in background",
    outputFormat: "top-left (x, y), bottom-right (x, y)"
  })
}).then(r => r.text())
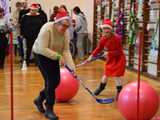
top-left (11, 1), bottom-right (22, 56)
top-left (18, 0), bottom-right (29, 65)
top-left (59, 5), bottom-right (69, 14)
top-left (0, 7), bottom-right (11, 68)
top-left (11, 1), bottom-right (22, 39)
top-left (73, 6), bottom-right (88, 61)
top-left (19, 0), bottom-right (29, 23)
top-left (37, 3), bottom-right (48, 23)
top-left (20, 3), bottom-right (46, 66)
top-left (50, 6), bottom-right (59, 21)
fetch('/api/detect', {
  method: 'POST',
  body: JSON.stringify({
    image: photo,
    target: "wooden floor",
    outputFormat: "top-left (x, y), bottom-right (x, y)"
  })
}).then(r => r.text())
top-left (0, 58), bottom-right (160, 120)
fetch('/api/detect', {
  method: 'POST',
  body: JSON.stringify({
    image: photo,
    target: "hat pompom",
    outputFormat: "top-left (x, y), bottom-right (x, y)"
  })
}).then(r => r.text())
top-left (100, 19), bottom-right (113, 29)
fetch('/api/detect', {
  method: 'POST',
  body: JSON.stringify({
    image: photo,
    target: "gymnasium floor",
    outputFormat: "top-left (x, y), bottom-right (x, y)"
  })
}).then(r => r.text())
top-left (0, 59), bottom-right (160, 120)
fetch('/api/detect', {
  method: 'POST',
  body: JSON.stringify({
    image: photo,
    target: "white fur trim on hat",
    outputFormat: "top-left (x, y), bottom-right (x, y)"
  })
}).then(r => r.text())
top-left (54, 16), bottom-right (70, 23)
top-left (100, 24), bottom-right (112, 29)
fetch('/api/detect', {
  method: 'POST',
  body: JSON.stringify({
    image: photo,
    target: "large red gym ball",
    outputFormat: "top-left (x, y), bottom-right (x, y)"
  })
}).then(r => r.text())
top-left (117, 81), bottom-right (159, 120)
top-left (55, 68), bottom-right (80, 102)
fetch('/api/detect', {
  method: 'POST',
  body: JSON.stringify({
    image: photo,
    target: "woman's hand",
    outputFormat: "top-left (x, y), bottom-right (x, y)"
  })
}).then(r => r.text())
top-left (59, 57), bottom-right (65, 66)
top-left (55, 53), bottom-right (64, 66)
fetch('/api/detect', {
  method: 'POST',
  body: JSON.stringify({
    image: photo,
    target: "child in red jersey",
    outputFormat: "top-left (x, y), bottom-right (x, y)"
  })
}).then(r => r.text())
top-left (87, 19), bottom-right (126, 99)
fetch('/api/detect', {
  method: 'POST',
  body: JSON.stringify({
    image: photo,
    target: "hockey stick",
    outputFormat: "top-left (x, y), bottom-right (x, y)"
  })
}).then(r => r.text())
top-left (76, 52), bottom-right (106, 68)
top-left (65, 65), bottom-right (114, 104)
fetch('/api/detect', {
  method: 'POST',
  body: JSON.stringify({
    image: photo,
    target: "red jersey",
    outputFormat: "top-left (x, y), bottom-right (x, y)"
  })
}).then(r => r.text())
top-left (92, 34), bottom-right (126, 77)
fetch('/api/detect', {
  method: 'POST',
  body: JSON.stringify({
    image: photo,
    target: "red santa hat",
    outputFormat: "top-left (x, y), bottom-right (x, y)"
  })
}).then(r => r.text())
top-left (29, 3), bottom-right (39, 10)
top-left (100, 19), bottom-right (113, 29)
top-left (54, 10), bottom-right (70, 23)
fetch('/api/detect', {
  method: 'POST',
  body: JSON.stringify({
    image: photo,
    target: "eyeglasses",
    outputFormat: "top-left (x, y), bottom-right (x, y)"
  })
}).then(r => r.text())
top-left (59, 21), bottom-right (70, 28)
top-left (61, 23), bottom-right (69, 28)
top-left (102, 27), bottom-right (112, 30)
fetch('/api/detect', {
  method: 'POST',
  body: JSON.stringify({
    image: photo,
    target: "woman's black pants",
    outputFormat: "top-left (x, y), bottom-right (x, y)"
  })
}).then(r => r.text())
top-left (34, 53), bottom-right (60, 106)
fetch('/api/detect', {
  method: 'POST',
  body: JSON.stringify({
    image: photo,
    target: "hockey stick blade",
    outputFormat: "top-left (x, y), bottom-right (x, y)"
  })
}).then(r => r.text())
top-left (80, 81), bottom-right (114, 104)
top-left (96, 97), bottom-right (114, 104)
top-left (65, 65), bottom-right (114, 104)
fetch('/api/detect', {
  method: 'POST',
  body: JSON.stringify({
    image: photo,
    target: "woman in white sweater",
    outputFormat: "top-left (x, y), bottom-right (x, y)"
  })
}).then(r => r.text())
top-left (32, 10), bottom-right (75, 120)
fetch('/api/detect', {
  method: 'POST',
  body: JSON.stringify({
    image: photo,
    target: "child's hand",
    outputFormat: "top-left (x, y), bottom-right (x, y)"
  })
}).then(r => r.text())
top-left (86, 55), bottom-right (93, 62)
top-left (102, 52), bottom-right (108, 59)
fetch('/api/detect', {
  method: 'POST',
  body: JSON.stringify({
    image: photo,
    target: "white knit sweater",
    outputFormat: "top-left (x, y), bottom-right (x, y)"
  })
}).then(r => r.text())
top-left (33, 22), bottom-right (75, 71)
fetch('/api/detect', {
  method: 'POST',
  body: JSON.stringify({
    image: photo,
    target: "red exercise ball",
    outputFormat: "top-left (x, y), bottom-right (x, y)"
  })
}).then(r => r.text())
top-left (117, 81), bottom-right (159, 120)
top-left (55, 68), bottom-right (79, 102)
